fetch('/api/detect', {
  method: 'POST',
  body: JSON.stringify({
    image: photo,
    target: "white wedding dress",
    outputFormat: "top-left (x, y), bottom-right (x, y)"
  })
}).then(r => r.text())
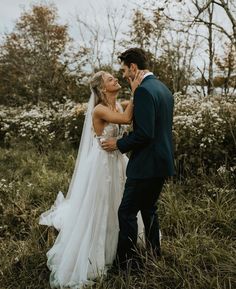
top-left (40, 121), bottom-right (130, 288)
top-left (40, 92), bottom-right (145, 288)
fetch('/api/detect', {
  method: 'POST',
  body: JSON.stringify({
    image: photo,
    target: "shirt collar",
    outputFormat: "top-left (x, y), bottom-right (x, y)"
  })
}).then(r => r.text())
top-left (141, 72), bottom-right (154, 85)
top-left (143, 72), bottom-right (153, 79)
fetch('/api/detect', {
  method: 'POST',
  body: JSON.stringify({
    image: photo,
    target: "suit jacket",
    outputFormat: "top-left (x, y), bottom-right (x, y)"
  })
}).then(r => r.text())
top-left (117, 75), bottom-right (175, 179)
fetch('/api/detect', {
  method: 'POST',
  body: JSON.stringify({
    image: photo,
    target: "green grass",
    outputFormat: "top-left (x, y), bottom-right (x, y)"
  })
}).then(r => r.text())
top-left (0, 143), bottom-right (235, 289)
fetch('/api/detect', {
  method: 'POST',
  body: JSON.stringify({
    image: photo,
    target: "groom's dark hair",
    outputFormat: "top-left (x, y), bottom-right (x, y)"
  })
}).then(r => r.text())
top-left (118, 48), bottom-right (148, 69)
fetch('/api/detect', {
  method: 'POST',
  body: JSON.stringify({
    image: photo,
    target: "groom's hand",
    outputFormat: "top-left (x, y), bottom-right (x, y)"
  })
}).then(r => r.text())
top-left (101, 138), bottom-right (117, 152)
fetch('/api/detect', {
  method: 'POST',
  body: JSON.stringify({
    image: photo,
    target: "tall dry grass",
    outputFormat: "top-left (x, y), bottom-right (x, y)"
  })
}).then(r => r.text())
top-left (0, 142), bottom-right (235, 289)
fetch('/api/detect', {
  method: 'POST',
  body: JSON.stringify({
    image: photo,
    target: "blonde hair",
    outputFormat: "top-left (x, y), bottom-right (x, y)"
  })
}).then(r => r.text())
top-left (90, 71), bottom-right (109, 107)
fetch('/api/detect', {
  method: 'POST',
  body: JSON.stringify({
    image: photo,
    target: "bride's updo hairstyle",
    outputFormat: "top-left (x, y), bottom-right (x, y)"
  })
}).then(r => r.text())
top-left (90, 71), bottom-right (109, 107)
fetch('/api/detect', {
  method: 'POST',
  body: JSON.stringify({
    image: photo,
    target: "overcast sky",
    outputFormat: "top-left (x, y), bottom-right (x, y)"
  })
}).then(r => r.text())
top-left (1, 0), bottom-right (232, 38)
top-left (1, 0), bottom-right (231, 43)
top-left (0, 0), bottom-right (138, 37)
top-left (0, 0), bottom-right (233, 73)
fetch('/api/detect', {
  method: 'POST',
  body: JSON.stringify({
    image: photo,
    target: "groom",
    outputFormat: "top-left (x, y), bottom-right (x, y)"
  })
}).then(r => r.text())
top-left (101, 48), bottom-right (174, 267)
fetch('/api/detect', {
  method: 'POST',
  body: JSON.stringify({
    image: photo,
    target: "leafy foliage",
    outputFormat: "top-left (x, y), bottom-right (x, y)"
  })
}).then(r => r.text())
top-left (0, 4), bottom-right (85, 106)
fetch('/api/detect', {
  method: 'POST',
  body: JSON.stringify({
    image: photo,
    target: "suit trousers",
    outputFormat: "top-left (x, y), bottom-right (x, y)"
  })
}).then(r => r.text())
top-left (116, 177), bottom-right (165, 265)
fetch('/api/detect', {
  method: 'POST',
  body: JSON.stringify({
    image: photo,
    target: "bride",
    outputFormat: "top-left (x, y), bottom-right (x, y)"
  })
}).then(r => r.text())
top-left (39, 70), bottom-right (143, 288)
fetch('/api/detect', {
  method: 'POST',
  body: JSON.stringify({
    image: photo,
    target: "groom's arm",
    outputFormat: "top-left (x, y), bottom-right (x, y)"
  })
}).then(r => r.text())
top-left (117, 87), bottom-right (155, 154)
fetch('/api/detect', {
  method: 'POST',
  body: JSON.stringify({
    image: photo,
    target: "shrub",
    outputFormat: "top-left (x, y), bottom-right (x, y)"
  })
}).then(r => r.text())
top-left (1, 93), bottom-right (235, 170)
top-left (173, 93), bottom-right (236, 174)
top-left (0, 99), bottom-right (86, 151)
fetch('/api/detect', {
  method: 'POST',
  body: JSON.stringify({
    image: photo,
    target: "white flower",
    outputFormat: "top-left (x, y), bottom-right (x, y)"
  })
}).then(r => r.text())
top-left (217, 165), bottom-right (227, 174)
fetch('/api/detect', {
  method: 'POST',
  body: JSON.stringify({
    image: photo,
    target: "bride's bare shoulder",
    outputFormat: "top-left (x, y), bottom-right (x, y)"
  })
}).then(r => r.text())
top-left (93, 104), bottom-right (108, 117)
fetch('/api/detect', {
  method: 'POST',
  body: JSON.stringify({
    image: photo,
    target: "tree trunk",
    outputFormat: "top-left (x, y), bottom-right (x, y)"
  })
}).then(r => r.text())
top-left (207, 4), bottom-right (214, 95)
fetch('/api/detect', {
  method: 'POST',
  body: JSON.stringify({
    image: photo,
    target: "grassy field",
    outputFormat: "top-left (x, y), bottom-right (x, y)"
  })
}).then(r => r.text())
top-left (0, 142), bottom-right (235, 289)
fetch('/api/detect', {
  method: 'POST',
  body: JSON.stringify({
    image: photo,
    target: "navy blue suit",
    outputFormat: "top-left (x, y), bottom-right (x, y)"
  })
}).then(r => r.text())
top-left (116, 75), bottom-right (174, 264)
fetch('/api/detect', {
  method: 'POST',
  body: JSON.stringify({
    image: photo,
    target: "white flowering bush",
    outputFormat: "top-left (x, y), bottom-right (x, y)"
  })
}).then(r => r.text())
top-left (0, 94), bottom-right (235, 170)
top-left (173, 93), bottom-right (236, 172)
top-left (0, 99), bottom-right (86, 151)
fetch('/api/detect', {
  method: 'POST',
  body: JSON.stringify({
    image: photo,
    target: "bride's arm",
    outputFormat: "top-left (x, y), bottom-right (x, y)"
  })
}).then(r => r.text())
top-left (93, 101), bottom-right (133, 125)
top-left (119, 100), bottom-right (130, 110)
top-left (93, 70), bottom-right (144, 125)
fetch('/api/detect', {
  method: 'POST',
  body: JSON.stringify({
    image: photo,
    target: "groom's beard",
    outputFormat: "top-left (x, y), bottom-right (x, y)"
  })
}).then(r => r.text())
top-left (127, 73), bottom-right (135, 88)
top-left (129, 73), bottom-right (135, 81)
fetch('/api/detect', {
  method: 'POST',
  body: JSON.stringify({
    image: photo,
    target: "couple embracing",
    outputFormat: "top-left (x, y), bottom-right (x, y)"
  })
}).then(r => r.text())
top-left (40, 48), bottom-right (174, 288)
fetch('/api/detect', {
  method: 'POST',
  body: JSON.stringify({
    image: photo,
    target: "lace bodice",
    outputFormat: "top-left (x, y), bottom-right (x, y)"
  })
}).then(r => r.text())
top-left (94, 123), bottom-right (127, 145)
top-left (102, 123), bottom-right (121, 138)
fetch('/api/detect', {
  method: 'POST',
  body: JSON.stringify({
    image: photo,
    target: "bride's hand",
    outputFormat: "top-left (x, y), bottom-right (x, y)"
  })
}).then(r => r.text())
top-left (129, 70), bottom-right (145, 94)
top-left (120, 100), bottom-right (130, 110)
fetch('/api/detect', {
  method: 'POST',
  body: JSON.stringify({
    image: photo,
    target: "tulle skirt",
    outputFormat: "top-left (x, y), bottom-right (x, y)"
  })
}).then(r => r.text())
top-left (39, 142), bottom-right (127, 288)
